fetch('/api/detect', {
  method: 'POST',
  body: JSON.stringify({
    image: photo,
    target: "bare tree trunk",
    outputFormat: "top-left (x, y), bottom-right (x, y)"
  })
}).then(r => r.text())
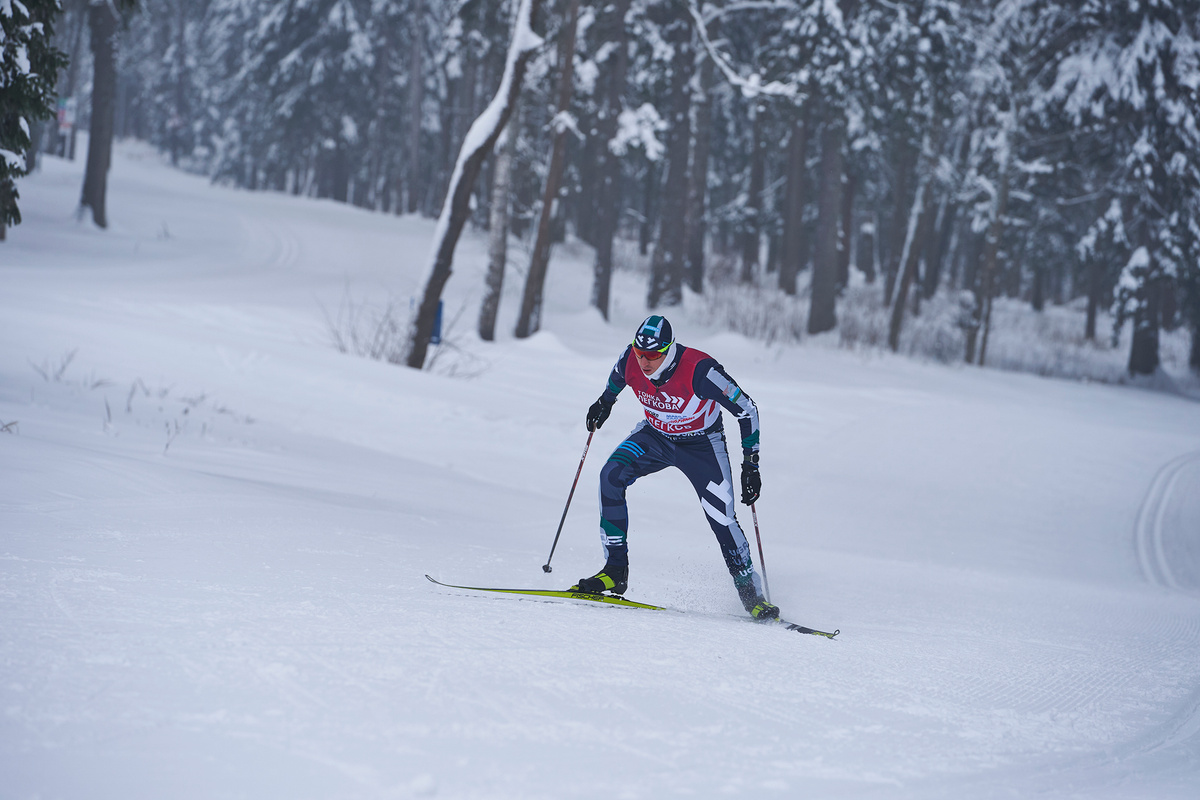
top-left (740, 102), bottom-right (764, 284)
top-left (0, 180), bottom-right (10, 240)
top-left (479, 121), bottom-right (518, 341)
top-left (856, 218), bottom-right (876, 283)
top-left (639, 162), bottom-right (656, 256)
top-left (404, 0), bottom-right (543, 369)
top-left (515, 0), bottom-right (579, 339)
top-left (685, 9), bottom-right (716, 295)
top-left (80, 0), bottom-right (118, 229)
top-left (883, 142), bottom-right (915, 306)
top-left (1128, 273), bottom-right (1162, 375)
top-left (590, 0), bottom-right (632, 319)
top-left (1031, 259), bottom-right (1046, 312)
top-left (1190, 323), bottom-right (1200, 374)
top-left (406, 1), bottom-right (425, 214)
top-left (922, 195), bottom-right (956, 298)
top-left (837, 170), bottom-right (856, 291)
top-left (809, 117), bottom-right (844, 335)
top-left (975, 168), bottom-right (1010, 367)
top-left (647, 7), bottom-right (692, 308)
top-left (779, 113), bottom-right (810, 295)
top-left (169, 0), bottom-right (189, 166)
top-left (1085, 255), bottom-right (1101, 341)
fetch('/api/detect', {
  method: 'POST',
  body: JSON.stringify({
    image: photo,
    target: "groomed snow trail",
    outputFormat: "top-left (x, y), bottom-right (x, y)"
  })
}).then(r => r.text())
top-left (2, 146), bottom-right (1199, 799)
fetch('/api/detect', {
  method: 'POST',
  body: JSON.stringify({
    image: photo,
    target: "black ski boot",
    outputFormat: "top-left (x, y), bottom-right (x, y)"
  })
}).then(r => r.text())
top-left (737, 580), bottom-right (780, 621)
top-left (571, 563), bottom-right (628, 595)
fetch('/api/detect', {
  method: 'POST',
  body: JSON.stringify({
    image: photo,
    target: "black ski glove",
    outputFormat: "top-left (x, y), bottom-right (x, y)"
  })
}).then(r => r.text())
top-left (740, 454), bottom-right (761, 505)
top-left (586, 396), bottom-right (613, 431)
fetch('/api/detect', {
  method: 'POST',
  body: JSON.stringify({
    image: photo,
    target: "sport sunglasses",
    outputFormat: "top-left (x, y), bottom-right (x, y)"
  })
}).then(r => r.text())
top-left (632, 341), bottom-right (671, 361)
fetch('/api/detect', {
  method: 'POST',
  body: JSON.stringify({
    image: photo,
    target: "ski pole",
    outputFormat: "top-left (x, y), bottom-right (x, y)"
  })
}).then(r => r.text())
top-left (542, 429), bottom-right (594, 573)
top-left (750, 503), bottom-right (771, 603)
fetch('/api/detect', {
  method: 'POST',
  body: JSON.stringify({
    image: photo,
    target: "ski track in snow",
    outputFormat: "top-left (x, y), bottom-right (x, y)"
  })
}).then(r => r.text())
top-left (1136, 450), bottom-right (1200, 593)
top-left (2, 145), bottom-right (1200, 799)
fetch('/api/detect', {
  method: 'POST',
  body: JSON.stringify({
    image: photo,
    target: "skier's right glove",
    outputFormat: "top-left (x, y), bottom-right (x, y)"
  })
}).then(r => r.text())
top-left (586, 396), bottom-right (613, 431)
top-left (740, 454), bottom-right (761, 505)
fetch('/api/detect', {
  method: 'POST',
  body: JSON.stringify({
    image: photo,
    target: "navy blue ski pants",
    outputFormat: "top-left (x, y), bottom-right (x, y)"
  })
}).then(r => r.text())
top-left (598, 421), bottom-right (763, 595)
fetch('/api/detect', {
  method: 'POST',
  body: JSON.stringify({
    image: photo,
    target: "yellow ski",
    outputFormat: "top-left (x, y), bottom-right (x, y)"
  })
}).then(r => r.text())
top-left (425, 574), bottom-right (665, 610)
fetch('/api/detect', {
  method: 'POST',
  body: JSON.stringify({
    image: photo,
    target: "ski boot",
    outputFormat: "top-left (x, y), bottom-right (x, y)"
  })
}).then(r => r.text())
top-left (571, 563), bottom-right (628, 596)
top-left (738, 581), bottom-right (780, 621)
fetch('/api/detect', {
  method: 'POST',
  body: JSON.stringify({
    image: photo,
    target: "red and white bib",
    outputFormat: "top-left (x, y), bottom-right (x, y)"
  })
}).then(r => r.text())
top-left (624, 347), bottom-right (721, 437)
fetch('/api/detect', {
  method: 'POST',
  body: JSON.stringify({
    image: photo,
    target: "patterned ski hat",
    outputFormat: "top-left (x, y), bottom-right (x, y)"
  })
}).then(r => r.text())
top-left (633, 315), bottom-right (674, 353)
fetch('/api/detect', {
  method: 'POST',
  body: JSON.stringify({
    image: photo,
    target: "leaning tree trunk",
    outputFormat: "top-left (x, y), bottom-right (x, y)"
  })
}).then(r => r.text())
top-left (478, 120), bottom-right (518, 341)
top-left (80, 0), bottom-right (118, 229)
top-left (887, 156), bottom-right (934, 352)
top-left (883, 142), bottom-right (915, 306)
top-left (590, 0), bottom-right (632, 319)
top-left (404, 0), bottom-right (543, 369)
top-left (809, 116), bottom-right (845, 335)
top-left (647, 8), bottom-right (693, 308)
top-left (515, 0), bottom-right (580, 339)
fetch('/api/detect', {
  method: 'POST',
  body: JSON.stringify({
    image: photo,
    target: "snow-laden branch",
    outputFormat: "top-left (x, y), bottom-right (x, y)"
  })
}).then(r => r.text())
top-left (686, 0), bottom-right (799, 101)
top-left (701, 2), bottom-right (794, 24)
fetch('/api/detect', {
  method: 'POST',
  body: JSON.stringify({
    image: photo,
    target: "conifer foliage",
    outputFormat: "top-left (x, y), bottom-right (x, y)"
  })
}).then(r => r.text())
top-left (1, 0), bottom-right (66, 235)
top-left (23, 0), bottom-right (1200, 376)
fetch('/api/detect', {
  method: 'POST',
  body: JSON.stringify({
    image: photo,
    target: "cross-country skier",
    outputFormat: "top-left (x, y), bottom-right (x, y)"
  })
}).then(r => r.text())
top-left (571, 315), bottom-right (779, 620)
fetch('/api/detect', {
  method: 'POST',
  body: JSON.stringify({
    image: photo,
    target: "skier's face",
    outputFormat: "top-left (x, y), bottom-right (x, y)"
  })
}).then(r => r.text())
top-left (634, 348), bottom-right (665, 376)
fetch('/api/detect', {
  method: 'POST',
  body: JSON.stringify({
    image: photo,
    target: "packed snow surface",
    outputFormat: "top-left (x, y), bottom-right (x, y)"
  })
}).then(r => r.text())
top-left (3, 144), bottom-right (1199, 799)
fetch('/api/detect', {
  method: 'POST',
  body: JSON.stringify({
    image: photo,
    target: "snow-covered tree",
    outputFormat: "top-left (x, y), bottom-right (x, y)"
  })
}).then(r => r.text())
top-left (1049, 0), bottom-right (1200, 375)
top-left (1, 0), bottom-right (66, 237)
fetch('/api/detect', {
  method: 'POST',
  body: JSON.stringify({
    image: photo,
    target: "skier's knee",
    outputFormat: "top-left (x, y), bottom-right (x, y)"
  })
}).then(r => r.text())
top-left (600, 459), bottom-right (631, 493)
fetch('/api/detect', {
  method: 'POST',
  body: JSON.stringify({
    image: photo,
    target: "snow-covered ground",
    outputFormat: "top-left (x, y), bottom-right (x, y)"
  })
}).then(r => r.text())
top-left (2, 143), bottom-right (1199, 800)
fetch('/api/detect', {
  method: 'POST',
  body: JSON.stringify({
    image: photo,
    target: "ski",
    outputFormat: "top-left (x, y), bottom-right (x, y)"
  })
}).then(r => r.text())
top-left (424, 574), bottom-right (665, 609)
top-left (426, 575), bottom-right (839, 637)
top-left (773, 618), bottom-right (840, 639)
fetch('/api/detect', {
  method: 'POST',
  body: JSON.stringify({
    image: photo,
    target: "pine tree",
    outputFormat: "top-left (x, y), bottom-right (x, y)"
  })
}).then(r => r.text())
top-left (1, 0), bottom-right (67, 238)
top-left (1051, 0), bottom-right (1200, 375)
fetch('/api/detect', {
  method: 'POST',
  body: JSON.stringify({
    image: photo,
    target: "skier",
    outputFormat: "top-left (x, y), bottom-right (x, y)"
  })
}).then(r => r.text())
top-left (572, 315), bottom-right (779, 620)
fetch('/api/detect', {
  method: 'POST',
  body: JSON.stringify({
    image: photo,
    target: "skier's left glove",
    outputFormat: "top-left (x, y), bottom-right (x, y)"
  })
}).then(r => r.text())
top-left (740, 454), bottom-right (761, 505)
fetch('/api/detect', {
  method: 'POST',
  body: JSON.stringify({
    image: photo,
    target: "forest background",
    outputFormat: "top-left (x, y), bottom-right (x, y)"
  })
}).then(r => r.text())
top-left (8, 0), bottom-right (1200, 386)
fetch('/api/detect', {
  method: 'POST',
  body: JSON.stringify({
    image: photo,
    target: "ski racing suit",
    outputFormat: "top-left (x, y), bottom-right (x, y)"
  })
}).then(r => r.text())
top-left (596, 343), bottom-right (765, 598)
